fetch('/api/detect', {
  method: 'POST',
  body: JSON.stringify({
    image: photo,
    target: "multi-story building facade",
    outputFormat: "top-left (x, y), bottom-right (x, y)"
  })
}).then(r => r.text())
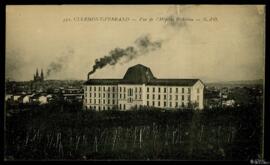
top-left (83, 64), bottom-right (204, 110)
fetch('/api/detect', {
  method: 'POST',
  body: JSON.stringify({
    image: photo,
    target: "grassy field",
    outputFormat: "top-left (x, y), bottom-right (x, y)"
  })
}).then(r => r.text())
top-left (4, 103), bottom-right (263, 160)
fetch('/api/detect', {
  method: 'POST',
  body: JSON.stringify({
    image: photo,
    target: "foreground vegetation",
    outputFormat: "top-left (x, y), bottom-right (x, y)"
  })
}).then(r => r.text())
top-left (5, 103), bottom-right (263, 160)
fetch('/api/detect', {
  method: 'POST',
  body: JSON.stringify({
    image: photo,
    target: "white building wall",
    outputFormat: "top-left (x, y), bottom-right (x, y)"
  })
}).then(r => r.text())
top-left (144, 86), bottom-right (192, 109)
top-left (191, 81), bottom-right (204, 109)
top-left (39, 96), bottom-right (48, 104)
top-left (23, 96), bottom-right (30, 103)
top-left (118, 84), bottom-right (144, 110)
top-left (84, 85), bottom-right (118, 110)
top-left (5, 94), bottom-right (12, 101)
top-left (83, 80), bottom-right (204, 110)
top-left (13, 95), bottom-right (21, 101)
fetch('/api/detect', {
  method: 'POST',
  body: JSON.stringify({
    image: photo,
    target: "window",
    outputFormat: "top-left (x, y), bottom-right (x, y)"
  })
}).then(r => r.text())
top-left (158, 101), bottom-right (160, 106)
top-left (123, 104), bottom-right (126, 110)
top-left (99, 99), bottom-right (101, 104)
top-left (98, 106), bottom-right (101, 111)
top-left (147, 87), bottom-right (149, 92)
top-left (176, 88), bottom-right (178, 93)
top-left (176, 95), bottom-right (178, 100)
top-left (99, 93), bottom-right (101, 98)
top-left (103, 87), bottom-right (105, 91)
top-left (152, 101), bottom-right (155, 106)
top-left (170, 102), bottom-right (172, 107)
top-left (197, 96), bottom-right (199, 101)
top-left (94, 87), bottom-right (96, 91)
top-left (188, 88), bottom-right (191, 94)
top-left (108, 93), bottom-right (110, 98)
top-left (108, 87), bottom-right (110, 91)
top-left (124, 94), bottom-right (126, 99)
top-left (139, 87), bottom-right (142, 92)
top-left (103, 107), bottom-right (105, 110)
top-left (153, 94), bottom-right (155, 99)
top-left (182, 95), bottom-right (184, 101)
top-left (135, 87), bottom-right (137, 93)
top-left (158, 95), bottom-right (160, 100)
top-left (147, 101), bottom-right (149, 106)
top-left (197, 88), bottom-right (200, 93)
top-left (103, 93), bottom-right (105, 97)
top-left (158, 87), bottom-right (161, 93)
top-left (99, 87), bottom-right (101, 91)
top-left (164, 88), bottom-right (166, 93)
top-left (112, 94), bottom-right (115, 98)
top-left (135, 94), bottom-right (137, 99)
top-left (169, 95), bottom-right (172, 100)
top-left (164, 101), bottom-right (167, 107)
top-left (182, 102), bottom-right (185, 107)
top-left (103, 100), bottom-right (105, 104)
top-left (112, 87), bottom-right (115, 92)
top-left (139, 94), bottom-right (141, 99)
top-left (164, 95), bottom-right (166, 99)
top-left (120, 94), bottom-right (122, 99)
top-left (153, 87), bottom-right (155, 92)
top-left (90, 93), bottom-right (92, 97)
top-left (90, 87), bottom-right (92, 91)
top-left (94, 99), bottom-right (96, 104)
top-left (176, 102), bottom-right (178, 107)
top-left (147, 94), bottom-right (149, 99)
top-left (120, 87), bottom-right (122, 92)
top-left (188, 95), bottom-right (191, 101)
top-left (124, 87), bottom-right (126, 93)
top-left (112, 100), bottom-right (115, 104)
top-left (182, 88), bottom-right (184, 93)
top-left (119, 104), bottom-right (122, 110)
top-left (108, 99), bottom-right (110, 104)
top-left (90, 99), bottom-right (91, 104)
top-left (170, 88), bottom-right (172, 93)
top-left (128, 88), bottom-right (133, 96)
top-left (94, 93), bottom-right (96, 98)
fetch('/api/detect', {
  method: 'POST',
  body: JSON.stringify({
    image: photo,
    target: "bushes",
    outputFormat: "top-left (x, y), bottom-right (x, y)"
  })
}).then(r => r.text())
top-left (5, 105), bottom-right (263, 160)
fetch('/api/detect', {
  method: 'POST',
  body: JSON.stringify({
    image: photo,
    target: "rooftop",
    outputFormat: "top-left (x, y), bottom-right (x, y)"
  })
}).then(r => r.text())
top-left (84, 64), bottom-right (201, 86)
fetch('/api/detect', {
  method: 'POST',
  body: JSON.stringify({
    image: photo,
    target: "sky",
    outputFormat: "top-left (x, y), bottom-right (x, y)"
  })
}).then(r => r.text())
top-left (6, 5), bottom-right (265, 82)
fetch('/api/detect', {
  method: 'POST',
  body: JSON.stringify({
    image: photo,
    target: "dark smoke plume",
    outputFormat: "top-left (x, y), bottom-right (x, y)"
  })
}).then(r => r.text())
top-left (46, 47), bottom-right (74, 78)
top-left (87, 34), bottom-right (162, 79)
top-left (46, 62), bottom-right (62, 78)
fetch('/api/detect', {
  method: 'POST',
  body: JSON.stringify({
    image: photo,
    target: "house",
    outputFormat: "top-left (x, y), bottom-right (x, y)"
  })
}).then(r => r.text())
top-left (63, 93), bottom-right (84, 103)
top-left (5, 94), bottom-right (12, 101)
top-left (12, 94), bottom-right (22, 102)
top-left (39, 95), bottom-right (48, 104)
top-left (18, 95), bottom-right (31, 104)
top-left (83, 64), bottom-right (204, 111)
top-left (30, 94), bottom-right (48, 104)
top-left (222, 99), bottom-right (235, 107)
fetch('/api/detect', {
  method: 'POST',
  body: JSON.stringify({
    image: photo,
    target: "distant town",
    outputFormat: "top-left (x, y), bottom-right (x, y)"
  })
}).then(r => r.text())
top-left (5, 68), bottom-right (263, 114)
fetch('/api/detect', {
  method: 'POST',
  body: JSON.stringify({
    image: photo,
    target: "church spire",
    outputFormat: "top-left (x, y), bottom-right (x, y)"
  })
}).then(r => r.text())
top-left (36, 68), bottom-right (39, 77)
top-left (41, 68), bottom-right (44, 80)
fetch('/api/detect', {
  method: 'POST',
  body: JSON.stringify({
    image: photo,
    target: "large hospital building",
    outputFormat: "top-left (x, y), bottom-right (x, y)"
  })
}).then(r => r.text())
top-left (83, 64), bottom-right (204, 110)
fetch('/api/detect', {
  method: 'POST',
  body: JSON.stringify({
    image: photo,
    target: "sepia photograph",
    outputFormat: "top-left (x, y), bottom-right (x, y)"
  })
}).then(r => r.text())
top-left (4, 5), bottom-right (265, 161)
